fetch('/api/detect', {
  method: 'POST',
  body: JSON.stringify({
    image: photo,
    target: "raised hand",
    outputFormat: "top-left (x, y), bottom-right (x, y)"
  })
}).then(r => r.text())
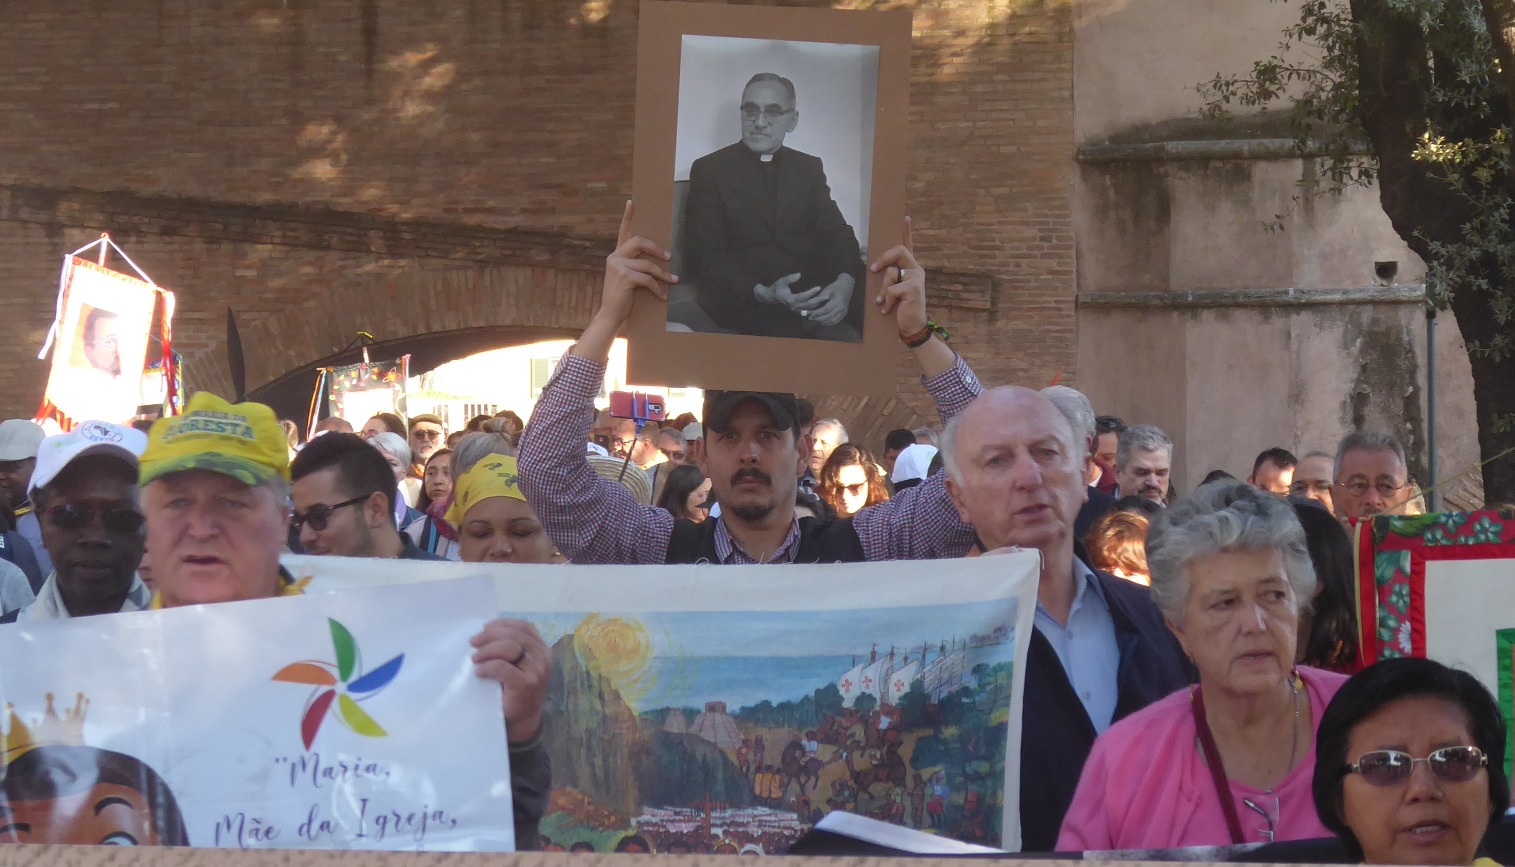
top-left (599, 201), bottom-right (677, 327)
top-left (870, 216), bottom-right (927, 337)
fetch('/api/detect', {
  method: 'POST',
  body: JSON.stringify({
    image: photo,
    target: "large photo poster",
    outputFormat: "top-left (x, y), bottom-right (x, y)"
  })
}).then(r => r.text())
top-left (625, 1), bottom-right (913, 395)
top-left (0, 577), bottom-right (515, 851)
top-left (289, 554), bottom-right (1039, 853)
top-left (36, 256), bottom-right (163, 429)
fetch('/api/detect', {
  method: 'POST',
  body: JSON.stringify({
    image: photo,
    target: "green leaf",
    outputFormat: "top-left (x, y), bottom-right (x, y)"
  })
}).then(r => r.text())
top-left (329, 619), bottom-right (358, 683)
top-left (337, 693), bottom-right (388, 738)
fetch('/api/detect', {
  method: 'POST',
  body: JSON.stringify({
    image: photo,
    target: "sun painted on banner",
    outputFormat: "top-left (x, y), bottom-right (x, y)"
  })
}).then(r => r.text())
top-left (272, 618), bottom-right (406, 750)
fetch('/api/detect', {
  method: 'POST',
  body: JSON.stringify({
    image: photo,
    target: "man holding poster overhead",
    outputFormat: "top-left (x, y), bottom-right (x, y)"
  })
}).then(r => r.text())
top-left (681, 73), bottom-right (867, 341)
top-left (520, 205), bottom-right (974, 565)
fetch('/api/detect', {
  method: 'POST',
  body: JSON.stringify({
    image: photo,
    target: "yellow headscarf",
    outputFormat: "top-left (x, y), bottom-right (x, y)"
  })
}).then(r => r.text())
top-left (446, 454), bottom-right (527, 527)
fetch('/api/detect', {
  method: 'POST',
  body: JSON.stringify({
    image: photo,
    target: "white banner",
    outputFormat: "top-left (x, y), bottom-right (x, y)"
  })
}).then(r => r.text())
top-left (0, 576), bottom-right (515, 851)
top-left (284, 553), bottom-right (1039, 853)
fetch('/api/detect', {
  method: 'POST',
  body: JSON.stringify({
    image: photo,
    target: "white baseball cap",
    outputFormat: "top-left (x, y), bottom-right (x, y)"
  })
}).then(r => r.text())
top-left (682, 423), bottom-right (703, 442)
top-left (891, 443), bottom-right (939, 485)
top-left (29, 421), bottom-right (148, 499)
top-left (0, 419), bottom-right (46, 462)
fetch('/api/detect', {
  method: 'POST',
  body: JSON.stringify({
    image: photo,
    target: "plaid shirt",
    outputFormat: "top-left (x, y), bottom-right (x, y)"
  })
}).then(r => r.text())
top-left (517, 352), bottom-right (982, 565)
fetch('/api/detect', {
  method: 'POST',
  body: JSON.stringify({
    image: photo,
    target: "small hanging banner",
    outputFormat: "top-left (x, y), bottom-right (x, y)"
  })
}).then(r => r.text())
top-left (35, 240), bottom-right (177, 431)
top-left (325, 356), bottom-right (411, 425)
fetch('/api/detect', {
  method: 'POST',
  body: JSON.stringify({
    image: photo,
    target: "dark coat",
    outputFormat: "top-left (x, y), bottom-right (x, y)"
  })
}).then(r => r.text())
top-left (683, 143), bottom-right (865, 337)
top-left (1019, 569), bottom-right (1193, 851)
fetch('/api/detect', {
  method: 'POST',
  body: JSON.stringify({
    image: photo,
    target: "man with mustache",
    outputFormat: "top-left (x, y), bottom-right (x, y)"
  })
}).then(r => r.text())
top-left (518, 207), bottom-right (977, 564)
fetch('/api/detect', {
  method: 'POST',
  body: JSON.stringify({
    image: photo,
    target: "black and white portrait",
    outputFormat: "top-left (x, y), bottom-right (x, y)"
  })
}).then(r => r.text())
top-left (666, 36), bottom-right (879, 342)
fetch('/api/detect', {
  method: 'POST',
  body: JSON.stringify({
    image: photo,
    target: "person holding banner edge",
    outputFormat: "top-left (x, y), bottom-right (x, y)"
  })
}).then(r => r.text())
top-left (517, 203), bottom-right (978, 565)
top-left (135, 392), bottom-right (551, 848)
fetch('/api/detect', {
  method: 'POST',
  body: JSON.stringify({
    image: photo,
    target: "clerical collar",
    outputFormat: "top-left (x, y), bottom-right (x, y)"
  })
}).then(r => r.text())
top-left (760, 154), bottom-right (774, 162)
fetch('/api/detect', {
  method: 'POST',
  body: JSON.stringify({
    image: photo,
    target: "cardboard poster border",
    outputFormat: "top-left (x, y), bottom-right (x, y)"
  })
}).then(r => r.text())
top-left (626, 0), bottom-right (912, 395)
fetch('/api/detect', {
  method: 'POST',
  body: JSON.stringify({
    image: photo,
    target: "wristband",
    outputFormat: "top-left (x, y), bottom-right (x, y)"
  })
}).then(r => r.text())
top-left (901, 320), bottom-right (949, 349)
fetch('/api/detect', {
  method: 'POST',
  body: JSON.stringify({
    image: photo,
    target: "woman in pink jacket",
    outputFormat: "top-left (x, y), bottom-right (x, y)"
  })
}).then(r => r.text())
top-left (1057, 483), bottom-right (1347, 851)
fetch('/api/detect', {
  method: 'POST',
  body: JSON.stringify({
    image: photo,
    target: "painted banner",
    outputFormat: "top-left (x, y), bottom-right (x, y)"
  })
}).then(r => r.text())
top-left (327, 357), bottom-right (410, 424)
top-left (0, 576), bottom-right (516, 851)
top-left (1354, 507), bottom-right (1515, 663)
top-left (284, 553), bottom-right (1039, 853)
top-left (37, 256), bottom-right (166, 429)
top-left (1353, 508), bottom-right (1515, 781)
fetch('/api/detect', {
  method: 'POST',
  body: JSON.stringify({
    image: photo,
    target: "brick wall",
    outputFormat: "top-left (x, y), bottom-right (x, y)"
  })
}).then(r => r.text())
top-left (0, 0), bottom-right (1075, 446)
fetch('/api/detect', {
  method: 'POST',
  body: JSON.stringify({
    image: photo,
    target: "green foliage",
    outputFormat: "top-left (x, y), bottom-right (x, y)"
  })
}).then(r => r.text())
top-left (1198, 0), bottom-right (1373, 189)
top-left (898, 679), bottom-right (931, 728)
top-left (1200, 0), bottom-right (1515, 391)
top-left (853, 692), bottom-right (878, 717)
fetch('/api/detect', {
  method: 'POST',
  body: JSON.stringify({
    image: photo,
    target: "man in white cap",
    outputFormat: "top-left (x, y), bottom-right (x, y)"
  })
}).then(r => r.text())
top-left (0, 418), bottom-right (52, 578)
top-left (889, 443), bottom-right (938, 492)
top-left (1, 421), bottom-right (149, 622)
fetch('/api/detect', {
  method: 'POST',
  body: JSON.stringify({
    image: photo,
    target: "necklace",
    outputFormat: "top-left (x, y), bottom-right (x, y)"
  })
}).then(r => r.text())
top-left (1192, 670), bottom-right (1305, 845)
top-left (1284, 671), bottom-right (1301, 774)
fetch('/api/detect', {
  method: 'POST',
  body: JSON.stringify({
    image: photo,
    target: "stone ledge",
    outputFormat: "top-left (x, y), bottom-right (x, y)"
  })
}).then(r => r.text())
top-left (1079, 285), bottom-right (1426, 308)
top-left (1077, 138), bottom-right (1371, 164)
top-left (0, 184), bottom-right (607, 271)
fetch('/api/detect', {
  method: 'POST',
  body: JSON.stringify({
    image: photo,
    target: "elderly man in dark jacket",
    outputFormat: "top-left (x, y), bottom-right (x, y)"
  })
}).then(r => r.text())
top-left (942, 386), bottom-right (1191, 852)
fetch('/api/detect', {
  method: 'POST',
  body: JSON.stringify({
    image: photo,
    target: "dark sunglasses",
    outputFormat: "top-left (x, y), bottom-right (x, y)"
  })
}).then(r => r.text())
top-left (44, 504), bottom-right (145, 534)
top-left (1347, 745), bottom-right (1487, 787)
top-left (290, 495), bottom-right (369, 533)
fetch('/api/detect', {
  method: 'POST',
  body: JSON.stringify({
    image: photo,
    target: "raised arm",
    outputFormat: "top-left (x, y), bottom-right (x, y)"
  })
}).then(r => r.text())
top-left (854, 218), bottom-right (983, 561)
top-left (515, 203), bottom-right (677, 565)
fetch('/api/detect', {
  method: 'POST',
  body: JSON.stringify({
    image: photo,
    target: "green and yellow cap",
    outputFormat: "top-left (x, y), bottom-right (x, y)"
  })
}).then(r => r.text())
top-left (139, 392), bottom-right (291, 487)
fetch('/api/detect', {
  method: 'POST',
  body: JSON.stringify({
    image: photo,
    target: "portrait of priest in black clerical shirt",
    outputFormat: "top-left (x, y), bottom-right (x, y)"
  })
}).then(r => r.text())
top-left (680, 72), bottom-right (867, 342)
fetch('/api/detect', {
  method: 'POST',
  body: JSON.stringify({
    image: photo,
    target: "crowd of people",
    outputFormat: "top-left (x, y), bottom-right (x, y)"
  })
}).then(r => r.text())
top-left (0, 206), bottom-right (1504, 865)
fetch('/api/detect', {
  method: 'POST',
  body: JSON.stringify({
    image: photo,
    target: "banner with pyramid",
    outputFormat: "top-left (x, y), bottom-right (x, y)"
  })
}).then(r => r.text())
top-left (0, 576), bottom-right (515, 851)
top-left (287, 552), bottom-right (1040, 853)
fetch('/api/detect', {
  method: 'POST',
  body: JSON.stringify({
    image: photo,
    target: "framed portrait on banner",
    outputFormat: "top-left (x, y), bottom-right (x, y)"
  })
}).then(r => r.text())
top-left (625, 1), bottom-right (912, 395)
top-left (37, 256), bottom-right (166, 429)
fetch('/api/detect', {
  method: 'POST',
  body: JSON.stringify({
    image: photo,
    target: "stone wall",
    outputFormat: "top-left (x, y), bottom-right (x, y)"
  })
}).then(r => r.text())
top-left (0, 0), bottom-right (1078, 449)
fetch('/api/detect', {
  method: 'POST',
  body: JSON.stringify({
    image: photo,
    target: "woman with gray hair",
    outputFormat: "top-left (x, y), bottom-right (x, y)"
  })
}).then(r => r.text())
top-left (367, 431), bottom-right (423, 523)
top-left (1058, 480), bottom-right (1349, 850)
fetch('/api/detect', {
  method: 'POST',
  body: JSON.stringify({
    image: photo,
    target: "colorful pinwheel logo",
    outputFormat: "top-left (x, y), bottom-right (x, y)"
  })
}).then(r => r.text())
top-left (272, 618), bottom-right (405, 750)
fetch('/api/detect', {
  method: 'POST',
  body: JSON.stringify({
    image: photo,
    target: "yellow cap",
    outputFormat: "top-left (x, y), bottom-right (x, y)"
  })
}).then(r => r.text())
top-left (139, 392), bottom-right (290, 487)
top-left (446, 454), bottom-right (526, 526)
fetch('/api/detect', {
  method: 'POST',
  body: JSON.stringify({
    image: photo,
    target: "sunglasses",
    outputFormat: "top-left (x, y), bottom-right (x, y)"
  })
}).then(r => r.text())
top-left (290, 495), bottom-right (369, 533)
top-left (660, 447), bottom-right (686, 461)
top-left (44, 503), bottom-right (145, 534)
top-left (842, 482), bottom-right (866, 496)
top-left (1347, 745), bottom-right (1487, 786)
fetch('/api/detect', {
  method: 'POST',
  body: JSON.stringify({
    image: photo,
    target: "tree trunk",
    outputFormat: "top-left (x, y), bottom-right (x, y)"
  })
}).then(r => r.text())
top-left (1349, 0), bottom-right (1515, 503)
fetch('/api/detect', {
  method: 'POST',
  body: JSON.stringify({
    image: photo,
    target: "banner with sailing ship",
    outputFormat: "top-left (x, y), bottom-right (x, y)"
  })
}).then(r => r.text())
top-left (285, 553), bottom-right (1039, 853)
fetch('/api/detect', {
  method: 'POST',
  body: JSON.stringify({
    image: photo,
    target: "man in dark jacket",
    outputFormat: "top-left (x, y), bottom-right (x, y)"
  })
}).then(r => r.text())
top-left (942, 387), bottom-right (1191, 852)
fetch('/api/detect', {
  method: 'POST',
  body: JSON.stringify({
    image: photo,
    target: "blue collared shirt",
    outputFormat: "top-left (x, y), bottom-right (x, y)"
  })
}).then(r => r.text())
top-left (1034, 560), bottom-right (1120, 733)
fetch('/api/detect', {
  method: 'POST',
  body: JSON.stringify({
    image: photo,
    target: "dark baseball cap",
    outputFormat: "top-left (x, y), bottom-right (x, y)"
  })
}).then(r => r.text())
top-left (702, 390), bottom-right (801, 436)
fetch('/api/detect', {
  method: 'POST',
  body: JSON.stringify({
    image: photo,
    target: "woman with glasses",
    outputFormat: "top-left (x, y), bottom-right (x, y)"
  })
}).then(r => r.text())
top-left (815, 444), bottom-right (889, 519)
top-left (1313, 657), bottom-right (1507, 865)
top-left (1058, 480), bottom-right (1346, 850)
